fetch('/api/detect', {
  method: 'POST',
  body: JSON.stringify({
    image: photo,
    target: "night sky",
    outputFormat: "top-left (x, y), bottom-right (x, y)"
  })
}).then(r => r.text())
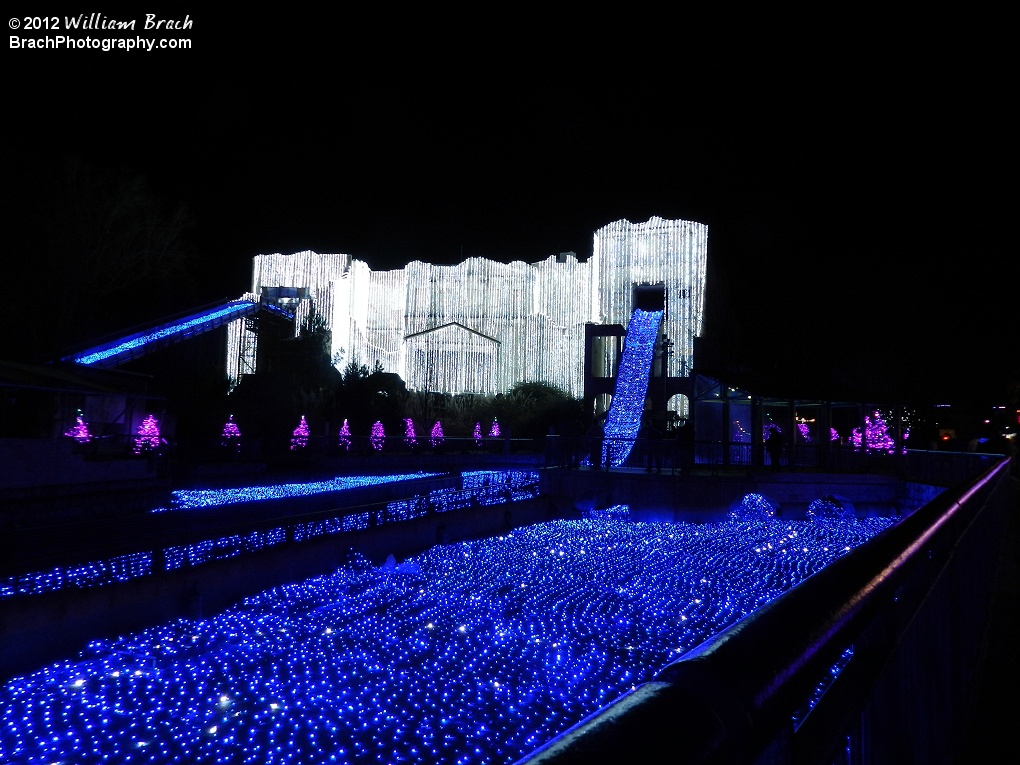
top-left (6, 11), bottom-right (1015, 409)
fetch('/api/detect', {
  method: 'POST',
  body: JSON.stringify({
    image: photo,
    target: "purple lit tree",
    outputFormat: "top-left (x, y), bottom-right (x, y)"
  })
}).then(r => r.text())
top-left (370, 421), bottom-right (385, 451)
top-left (868, 412), bottom-right (895, 453)
top-left (851, 411), bottom-right (895, 453)
top-left (430, 420), bottom-right (445, 449)
top-left (338, 419), bottom-right (352, 451)
top-left (221, 415), bottom-right (241, 450)
top-left (290, 416), bottom-right (309, 451)
top-left (133, 414), bottom-right (161, 455)
top-left (221, 416), bottom-right (240, 440)
top-left (488, 418), bottom-right (501, 439)
top-left (64, 410), bottom-right (92, 444)
top-left (404, 418), bottom-right (418, 449)
top-left (473, 421), bottom-right (483, 447)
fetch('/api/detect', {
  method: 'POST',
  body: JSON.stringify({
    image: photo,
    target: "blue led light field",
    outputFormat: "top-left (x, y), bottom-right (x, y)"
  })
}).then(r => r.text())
top-left (0, 513), bottom-right (894, 765)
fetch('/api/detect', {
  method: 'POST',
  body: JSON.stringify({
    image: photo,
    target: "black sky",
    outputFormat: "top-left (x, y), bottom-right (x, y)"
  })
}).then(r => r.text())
top-left (6, 11), bottom-right (1015, 407)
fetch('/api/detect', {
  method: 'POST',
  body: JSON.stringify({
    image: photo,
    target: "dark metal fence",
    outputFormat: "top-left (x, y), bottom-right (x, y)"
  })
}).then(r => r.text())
top-left (543, 435), bottom-right (1007, 486)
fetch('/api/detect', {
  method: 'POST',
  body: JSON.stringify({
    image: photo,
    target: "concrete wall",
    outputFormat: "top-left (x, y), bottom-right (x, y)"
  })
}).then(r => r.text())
top-left (0, 438), bottom-right (159, 491)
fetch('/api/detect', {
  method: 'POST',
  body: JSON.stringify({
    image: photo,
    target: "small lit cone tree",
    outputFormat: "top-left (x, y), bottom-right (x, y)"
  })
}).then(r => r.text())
top-left (488, 418), bottom-right (501, 439)
top-left (430, 420), bottom-right (445, 449)
top-left (222, 415), bottom-right (242, 439)
top-left (850, 423), bottom-right (863, 450)
top-left (338, 419), bottom-right (352, 451)
top-left (473, 422), bottom-right (483, 447)
top-left (65, 409), bottom-right (92, 443)
top-left (221, 415), bottom-right (242, 450)
top-left (404, 418), bottom-right (418, 449)
top-left (370, 421), bottom-right (386, 451)
top-left (796, 422), bottom-right (812, 443)
top-left (851, 411), bottom-right (895, 453)
top-left (290, 416), bottom-right (309, 451)
top-left (133, 414), bottom-right (161, 455)
top-left (867, 411), bottom-right (895, 453)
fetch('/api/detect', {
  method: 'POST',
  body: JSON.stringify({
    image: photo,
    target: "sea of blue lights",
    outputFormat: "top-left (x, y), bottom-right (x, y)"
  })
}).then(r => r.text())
top-left (0, 510), bottom-right (895, 765)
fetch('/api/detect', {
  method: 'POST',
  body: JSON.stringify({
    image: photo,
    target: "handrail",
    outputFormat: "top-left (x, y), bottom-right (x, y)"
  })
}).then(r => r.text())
top-left (544, 434), bottom-right (1004, 484)
top-left (517, 455), bottom-right (1013, 765)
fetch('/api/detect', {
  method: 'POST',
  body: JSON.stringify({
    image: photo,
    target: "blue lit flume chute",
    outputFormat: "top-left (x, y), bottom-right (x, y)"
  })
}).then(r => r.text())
top-left (601, 309), bottom-right (663, 466)
top-left (64, 299), bottom-right (294, 368)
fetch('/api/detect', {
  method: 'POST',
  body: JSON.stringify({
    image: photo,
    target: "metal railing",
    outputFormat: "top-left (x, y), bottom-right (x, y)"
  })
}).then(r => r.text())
top-left (516, 454), bottom-right (1015, 765)
top-left (543, 435), bottom-right (1006, 485)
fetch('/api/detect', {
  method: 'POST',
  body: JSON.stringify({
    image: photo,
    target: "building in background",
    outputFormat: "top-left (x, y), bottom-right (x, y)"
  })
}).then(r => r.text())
top-left (226, 217), bottom-right (708, 412)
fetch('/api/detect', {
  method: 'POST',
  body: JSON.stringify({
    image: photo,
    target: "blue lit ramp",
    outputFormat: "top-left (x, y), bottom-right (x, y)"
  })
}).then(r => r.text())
top-left (601, 309), bottom-right (663, 466)
top-left (63, 299), bottom-right (293, 368)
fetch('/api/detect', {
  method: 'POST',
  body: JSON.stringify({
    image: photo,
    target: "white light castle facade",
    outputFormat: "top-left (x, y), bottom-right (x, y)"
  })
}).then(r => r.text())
top-left (226, 217), bottom-right (708, 398)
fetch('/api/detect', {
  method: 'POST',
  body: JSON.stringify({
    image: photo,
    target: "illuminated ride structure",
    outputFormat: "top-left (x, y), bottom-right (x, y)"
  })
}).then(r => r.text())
top-left (62, 298), bottom-right (296, 370)
top-left (57, 217), bottom-right (706, 447)
top-left (598, 308), bottom-right (664, 466)
top-left (225, 217), bottom-right (708, 420)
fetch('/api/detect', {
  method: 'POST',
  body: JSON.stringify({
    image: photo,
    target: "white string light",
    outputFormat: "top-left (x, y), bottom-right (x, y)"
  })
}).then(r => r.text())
top-left (225, 218), bottom-right (708, 395)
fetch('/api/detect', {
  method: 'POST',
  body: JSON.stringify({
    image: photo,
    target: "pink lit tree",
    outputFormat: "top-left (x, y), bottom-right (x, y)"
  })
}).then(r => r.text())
top-left (65, 409), bottom-right (92, 444)
top-left (290, 416), bottom-right (309, 451)
top-left (404, 418), bottom-right (418, 449)
top-left (851, 411), bottom-right (895, 453)
top-left (338, 419), bottom-right (352, 451)
top-left (488, 418), bottom-right (501, 439)
top-left (221, 420), bottom-right (240, 442)
top-left (430, 420), bottom-right (445, 448)
top-left (133, 414), bottom-right (161, 455)
top-left (221, 415), bottom-right (241, 450)
top-left (370, 421), bottom-right (386, 451)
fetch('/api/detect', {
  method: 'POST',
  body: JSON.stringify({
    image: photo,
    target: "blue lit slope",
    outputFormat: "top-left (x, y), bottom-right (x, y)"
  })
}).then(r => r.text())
top-left (602, 309), bottom-right (662, 466)
top-left (63, 299), bottom-right (293, 368)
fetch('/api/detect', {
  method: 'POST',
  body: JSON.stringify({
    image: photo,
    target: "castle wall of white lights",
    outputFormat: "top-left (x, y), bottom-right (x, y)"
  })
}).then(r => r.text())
top-left (226, 217), bottom-right (708, 396)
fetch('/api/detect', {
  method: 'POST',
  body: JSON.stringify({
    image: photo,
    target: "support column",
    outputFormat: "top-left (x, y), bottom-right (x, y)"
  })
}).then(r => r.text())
top-left (751, 395), bottom-right (764, 470)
